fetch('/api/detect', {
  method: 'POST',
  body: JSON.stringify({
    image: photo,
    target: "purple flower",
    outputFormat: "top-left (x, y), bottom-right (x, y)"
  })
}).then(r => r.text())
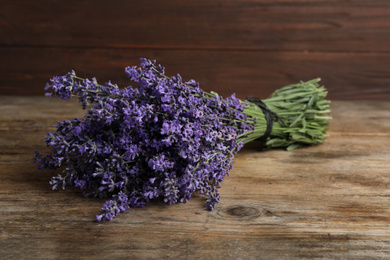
top-left (44, 71), bottom-right (76, 100)
top-left (35, 58), bottom-right (254, 221)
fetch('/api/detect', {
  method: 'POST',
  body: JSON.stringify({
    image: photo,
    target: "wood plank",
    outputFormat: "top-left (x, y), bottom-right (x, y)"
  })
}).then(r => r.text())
top-left (0, 97), bottom-right (390, 259)
top-left (1, 1), bottom-right (390, 52)
top-left (1, 47), bottom-right (390, 100)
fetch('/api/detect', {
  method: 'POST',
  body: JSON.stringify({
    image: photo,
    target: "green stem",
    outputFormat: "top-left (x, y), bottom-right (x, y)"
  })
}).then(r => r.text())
top-left (242, 78), bottom-right (331, 150)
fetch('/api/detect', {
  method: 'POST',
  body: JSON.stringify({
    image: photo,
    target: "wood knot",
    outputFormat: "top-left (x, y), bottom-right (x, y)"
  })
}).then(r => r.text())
top-left (227, 206), bottom-right (259, 217)
top-left (211, 205), bottom-right (275, 221)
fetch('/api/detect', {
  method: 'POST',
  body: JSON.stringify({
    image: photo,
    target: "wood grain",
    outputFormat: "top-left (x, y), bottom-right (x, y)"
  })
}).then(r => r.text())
top-left (1, 1), bottom-right (390, 99)
top-left (1, 47), bottom-right (390, 100)
top-left (2, 0), bottom-right (390, 52)
top-left (0, 96), bottom-right (389, 259)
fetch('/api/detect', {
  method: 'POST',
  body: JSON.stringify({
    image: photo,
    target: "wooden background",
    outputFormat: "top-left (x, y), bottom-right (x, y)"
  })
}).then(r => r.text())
top-left (1, 1), bottom-right (390, 258)
top-left (1, 0), bottom-right (390, 100)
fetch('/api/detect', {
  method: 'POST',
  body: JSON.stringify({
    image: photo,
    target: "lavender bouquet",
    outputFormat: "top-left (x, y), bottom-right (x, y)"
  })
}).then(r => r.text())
top-left (34, 58), bottom-right (330, 221)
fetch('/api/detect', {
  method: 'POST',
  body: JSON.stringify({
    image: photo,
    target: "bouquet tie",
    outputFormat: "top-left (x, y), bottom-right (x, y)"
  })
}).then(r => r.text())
top-left (34, 58), bottom-right (331, 221)
top-left (245, 96), bottom-right (285, 141)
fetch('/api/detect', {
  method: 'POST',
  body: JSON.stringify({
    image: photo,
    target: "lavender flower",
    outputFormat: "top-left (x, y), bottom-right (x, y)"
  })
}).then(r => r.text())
top-left (35, 58), bottom-right (330, 221)
top-left (35, 58), bottom-right (254, 221)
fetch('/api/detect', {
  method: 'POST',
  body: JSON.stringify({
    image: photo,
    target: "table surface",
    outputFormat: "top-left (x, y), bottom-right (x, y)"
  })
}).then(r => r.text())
top-left (1, 96), bottom-right (390, 259)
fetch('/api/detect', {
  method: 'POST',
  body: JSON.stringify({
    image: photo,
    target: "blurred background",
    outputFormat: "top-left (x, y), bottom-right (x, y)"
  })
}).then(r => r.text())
top-left (1, 0), bottom-right (390, 100)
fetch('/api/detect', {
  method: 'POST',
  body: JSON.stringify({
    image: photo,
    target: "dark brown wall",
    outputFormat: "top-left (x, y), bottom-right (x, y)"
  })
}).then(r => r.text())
top-left (1, 1), bottom-right (390, 100)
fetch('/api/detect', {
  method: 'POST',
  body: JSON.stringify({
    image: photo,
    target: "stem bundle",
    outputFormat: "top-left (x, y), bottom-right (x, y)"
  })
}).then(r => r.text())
top-left (243, 78), bottom-right (331, 150)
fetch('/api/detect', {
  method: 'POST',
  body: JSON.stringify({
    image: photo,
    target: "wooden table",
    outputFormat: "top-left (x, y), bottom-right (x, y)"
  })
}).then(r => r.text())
top-left (1, 96), bottom-right (389, 259)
